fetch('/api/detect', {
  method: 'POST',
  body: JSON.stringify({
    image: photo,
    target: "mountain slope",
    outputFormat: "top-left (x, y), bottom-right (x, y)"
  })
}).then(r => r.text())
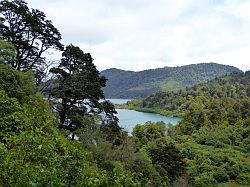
top-left (125, 71), bottom-right (250, 186)
top-left (125, 71), bottom-right (250, 117)
top-left (101, 63), bottom-right (242, 98)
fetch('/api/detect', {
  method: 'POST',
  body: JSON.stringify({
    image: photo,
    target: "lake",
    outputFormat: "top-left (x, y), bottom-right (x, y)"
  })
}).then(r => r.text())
top-left (106, 99), bottom-right (181, 133)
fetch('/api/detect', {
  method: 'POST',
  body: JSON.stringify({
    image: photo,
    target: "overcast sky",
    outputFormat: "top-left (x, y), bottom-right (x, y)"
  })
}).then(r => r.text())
top-left (26, 0), bottom-right (250, 71)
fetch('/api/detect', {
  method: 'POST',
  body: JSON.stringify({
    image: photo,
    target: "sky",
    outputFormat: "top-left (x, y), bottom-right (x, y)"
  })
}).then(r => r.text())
top-left (26, 0), bottom-right (250, 71)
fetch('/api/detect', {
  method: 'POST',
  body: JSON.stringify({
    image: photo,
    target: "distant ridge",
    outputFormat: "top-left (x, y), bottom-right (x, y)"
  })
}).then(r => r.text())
top-left (101, 63), bottom-right (242, 98)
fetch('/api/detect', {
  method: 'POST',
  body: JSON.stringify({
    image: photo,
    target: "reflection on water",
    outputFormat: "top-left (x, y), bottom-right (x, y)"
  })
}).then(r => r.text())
top-left (106, 99), bottom-right (131, 105)
top-left (116, 109), bottom-right (180, 133)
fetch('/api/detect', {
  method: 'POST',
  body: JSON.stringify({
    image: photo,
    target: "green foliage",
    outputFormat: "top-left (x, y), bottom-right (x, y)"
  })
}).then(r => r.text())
top-left (79, 123), bottom-right (168, 186)
top-left (0, 63), bottom-right (36, 103)
top-left (179, 137), bottom-right (250, 185)
top-left (130, 72), bottom-right (250, 186)
top-left (236, 173), bottom-right (250, 185)
top-left (147, 140), bottom-right (186, 183)
top-left (194, 173), bottom-right (217, 187)
top-left (213, 168), bottom-right (229, 183)
top-left (0, 92), bottom-right (52, 138)
top-left (193, 123), bottom-right (246, 149)
top-left (0, 129), bottom-right (108, 186)
top-left (127, 72), bottom-right (249, 122)
top-left (0, 40), bottom-right (16, 64)
top-left (49, 44), bottom-right (118, 136)
top-left (0, 89), bottom-right (27, 143)
top-left (102, 63), bottom-right (241, 98)
top-left (0, 64), bottom-right (52, 143)
top-left (131, 122), bottom-right (186, 184)
top-left (133, 121), bottom-right (166, 146)
top-left (0, 0), bottom-right (63, 71)
top-left (0, 64), bottom-right (110, 186)
top-left (0, 62), bottom-right (143, 186)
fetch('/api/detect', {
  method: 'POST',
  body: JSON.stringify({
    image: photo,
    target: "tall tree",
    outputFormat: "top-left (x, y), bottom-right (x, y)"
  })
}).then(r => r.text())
top-left (50, 45), bottom-right (118, 138)
top-left (0, 0), bottom-right (63, 71)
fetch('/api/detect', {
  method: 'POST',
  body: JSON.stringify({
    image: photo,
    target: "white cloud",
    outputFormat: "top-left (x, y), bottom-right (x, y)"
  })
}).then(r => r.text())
top-left (216, 0), bottom-right (250, 21)
top-left (26, 0), bottom-right (250, 71)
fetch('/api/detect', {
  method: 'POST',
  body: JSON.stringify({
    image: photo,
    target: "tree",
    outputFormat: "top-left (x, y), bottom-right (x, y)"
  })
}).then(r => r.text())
top-left (50, 45), bottom-right (117, 138)
top-left (0, 0), bottom-right (63, 71)
top-left (0, 63), bottom-right (35, 103)
top-left (132, 121), bottom-right (166, 146)
top-left (0, 44), bottom-right (141, 186)
top-left (148, 140), bottom-right (186, 183)
top-left (0, 62), bottom-right (53, 143)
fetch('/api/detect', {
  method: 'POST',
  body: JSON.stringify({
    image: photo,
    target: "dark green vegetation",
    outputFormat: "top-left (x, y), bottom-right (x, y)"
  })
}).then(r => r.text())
top-left (0, 50), bottom-right (185, 186)
top-left (101, 63), bottom-right (241, 98)
top-left (0, 63), bottom-right (106, 186)
top-left (49, 44), bottom-right (117, 140)
top-left (1, 1), bottom-right (249, 186)
top-left (124, 72), bottom-right (250, 186)
top-left (0, 0), bottom-right (63, 82)
top-left (0, 1), bottom-right (186, 186)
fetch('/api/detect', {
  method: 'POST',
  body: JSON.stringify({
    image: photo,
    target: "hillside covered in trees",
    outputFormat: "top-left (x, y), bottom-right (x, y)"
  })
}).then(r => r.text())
top-left (120, 71), bottom-right (250, 186)
top-left (123, 71), bottom-right (250, 117)
top-left (101, 63), bottom-right (241, 98)
top-left (0, 0), bottom-right (249, 186)
top-left (0, 1), bottom-right (186, 186)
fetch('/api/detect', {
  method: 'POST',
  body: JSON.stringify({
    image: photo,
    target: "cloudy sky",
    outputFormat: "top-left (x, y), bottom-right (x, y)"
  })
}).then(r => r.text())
top-left (26, 0), bottom-right (250, 71)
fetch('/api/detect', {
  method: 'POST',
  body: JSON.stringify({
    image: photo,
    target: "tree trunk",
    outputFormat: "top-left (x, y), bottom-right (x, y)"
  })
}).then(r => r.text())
top-left (59, 98), bottom-right (67, 130)
top-left (71, 133), bottom-right (75, 140)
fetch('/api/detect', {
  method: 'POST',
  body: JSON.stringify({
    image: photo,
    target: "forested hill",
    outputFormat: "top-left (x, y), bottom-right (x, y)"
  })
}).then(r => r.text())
top-left (121, 71), bottom-right (250, 186)
top-left (125, 71), bottom-right (250, 118)
top-left (101, 63), bottom-right (242, 98)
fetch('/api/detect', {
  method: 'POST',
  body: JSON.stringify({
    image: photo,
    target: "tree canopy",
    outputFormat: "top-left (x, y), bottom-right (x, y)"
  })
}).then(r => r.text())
top-left (124, 72), bottom-right (250, 186)
top-left (0, 41), bottom-right (175, 187)
top-left (0, 0), bottom-right (249, 186)
top-left (0, 0), bottom-right (63, 72)
top-left (101, 63), bottom-right (242, 98)
top-left (49, 44), bottom-right (118, 139)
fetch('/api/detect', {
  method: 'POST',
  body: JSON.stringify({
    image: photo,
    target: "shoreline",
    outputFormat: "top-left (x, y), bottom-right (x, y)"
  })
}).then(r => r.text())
top-left (115, 104), bottom-right (183, 118)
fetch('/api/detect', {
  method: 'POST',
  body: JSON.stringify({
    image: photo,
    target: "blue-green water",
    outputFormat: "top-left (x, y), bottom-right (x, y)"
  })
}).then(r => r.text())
top-left (106, 99), bottom-right (131, 105)
top-left (107, 99), bottom-right (181, 133)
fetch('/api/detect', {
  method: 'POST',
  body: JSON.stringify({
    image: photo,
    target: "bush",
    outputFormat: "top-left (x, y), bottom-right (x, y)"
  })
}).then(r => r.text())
top-left (236, 173), bottom-right (250, 185)
top-left (132, 121), bottom-right (167, 146)
top-left (0, 129), bottom-right (108, 186)
top-left (0, 90), bottom-right (28, 143)
top-left (213, 167), bottom-right (229, 183)
top-left (194, 173), bottom-right (217, 187)
top-left (147, 140), bottom-right (185, 183)
top-left (79, 124), bottom-right (168, 186)
top-left (0, 89), bottom-right (56, 143)
top-left (225, 163), bottom-right (240, 180)
top-left (0, 63), bottom-right (36, 103)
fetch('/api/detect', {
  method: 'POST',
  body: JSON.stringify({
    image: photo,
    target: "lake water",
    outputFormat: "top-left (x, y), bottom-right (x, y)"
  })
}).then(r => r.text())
top-left (106, 99), bottom-right (181, 133)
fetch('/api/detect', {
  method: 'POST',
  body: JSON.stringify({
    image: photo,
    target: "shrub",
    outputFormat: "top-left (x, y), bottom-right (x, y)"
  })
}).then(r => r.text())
top-left (147, 140), bottom-right (185, 183)
top-left (236, 173), bottom-right (250, 185)
top-left (194, 173), bottom-right (217, 187)
top-left (0, 129), bottom-right (108, 186)
top-left (213, 167), bottom-right (229, 183)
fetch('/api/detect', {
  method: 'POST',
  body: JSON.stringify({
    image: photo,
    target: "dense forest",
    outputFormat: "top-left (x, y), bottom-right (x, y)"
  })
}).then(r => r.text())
top-left (101, 63), bottom-right (241, 98)
top-left (0, 1), bottom-right (185, 186)
top-left (120, 71), bottom-right (250, 186)
top-left (121, 72), bottom-right (250, 117)
top-left (0, 0), bottom-right (249, 186)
